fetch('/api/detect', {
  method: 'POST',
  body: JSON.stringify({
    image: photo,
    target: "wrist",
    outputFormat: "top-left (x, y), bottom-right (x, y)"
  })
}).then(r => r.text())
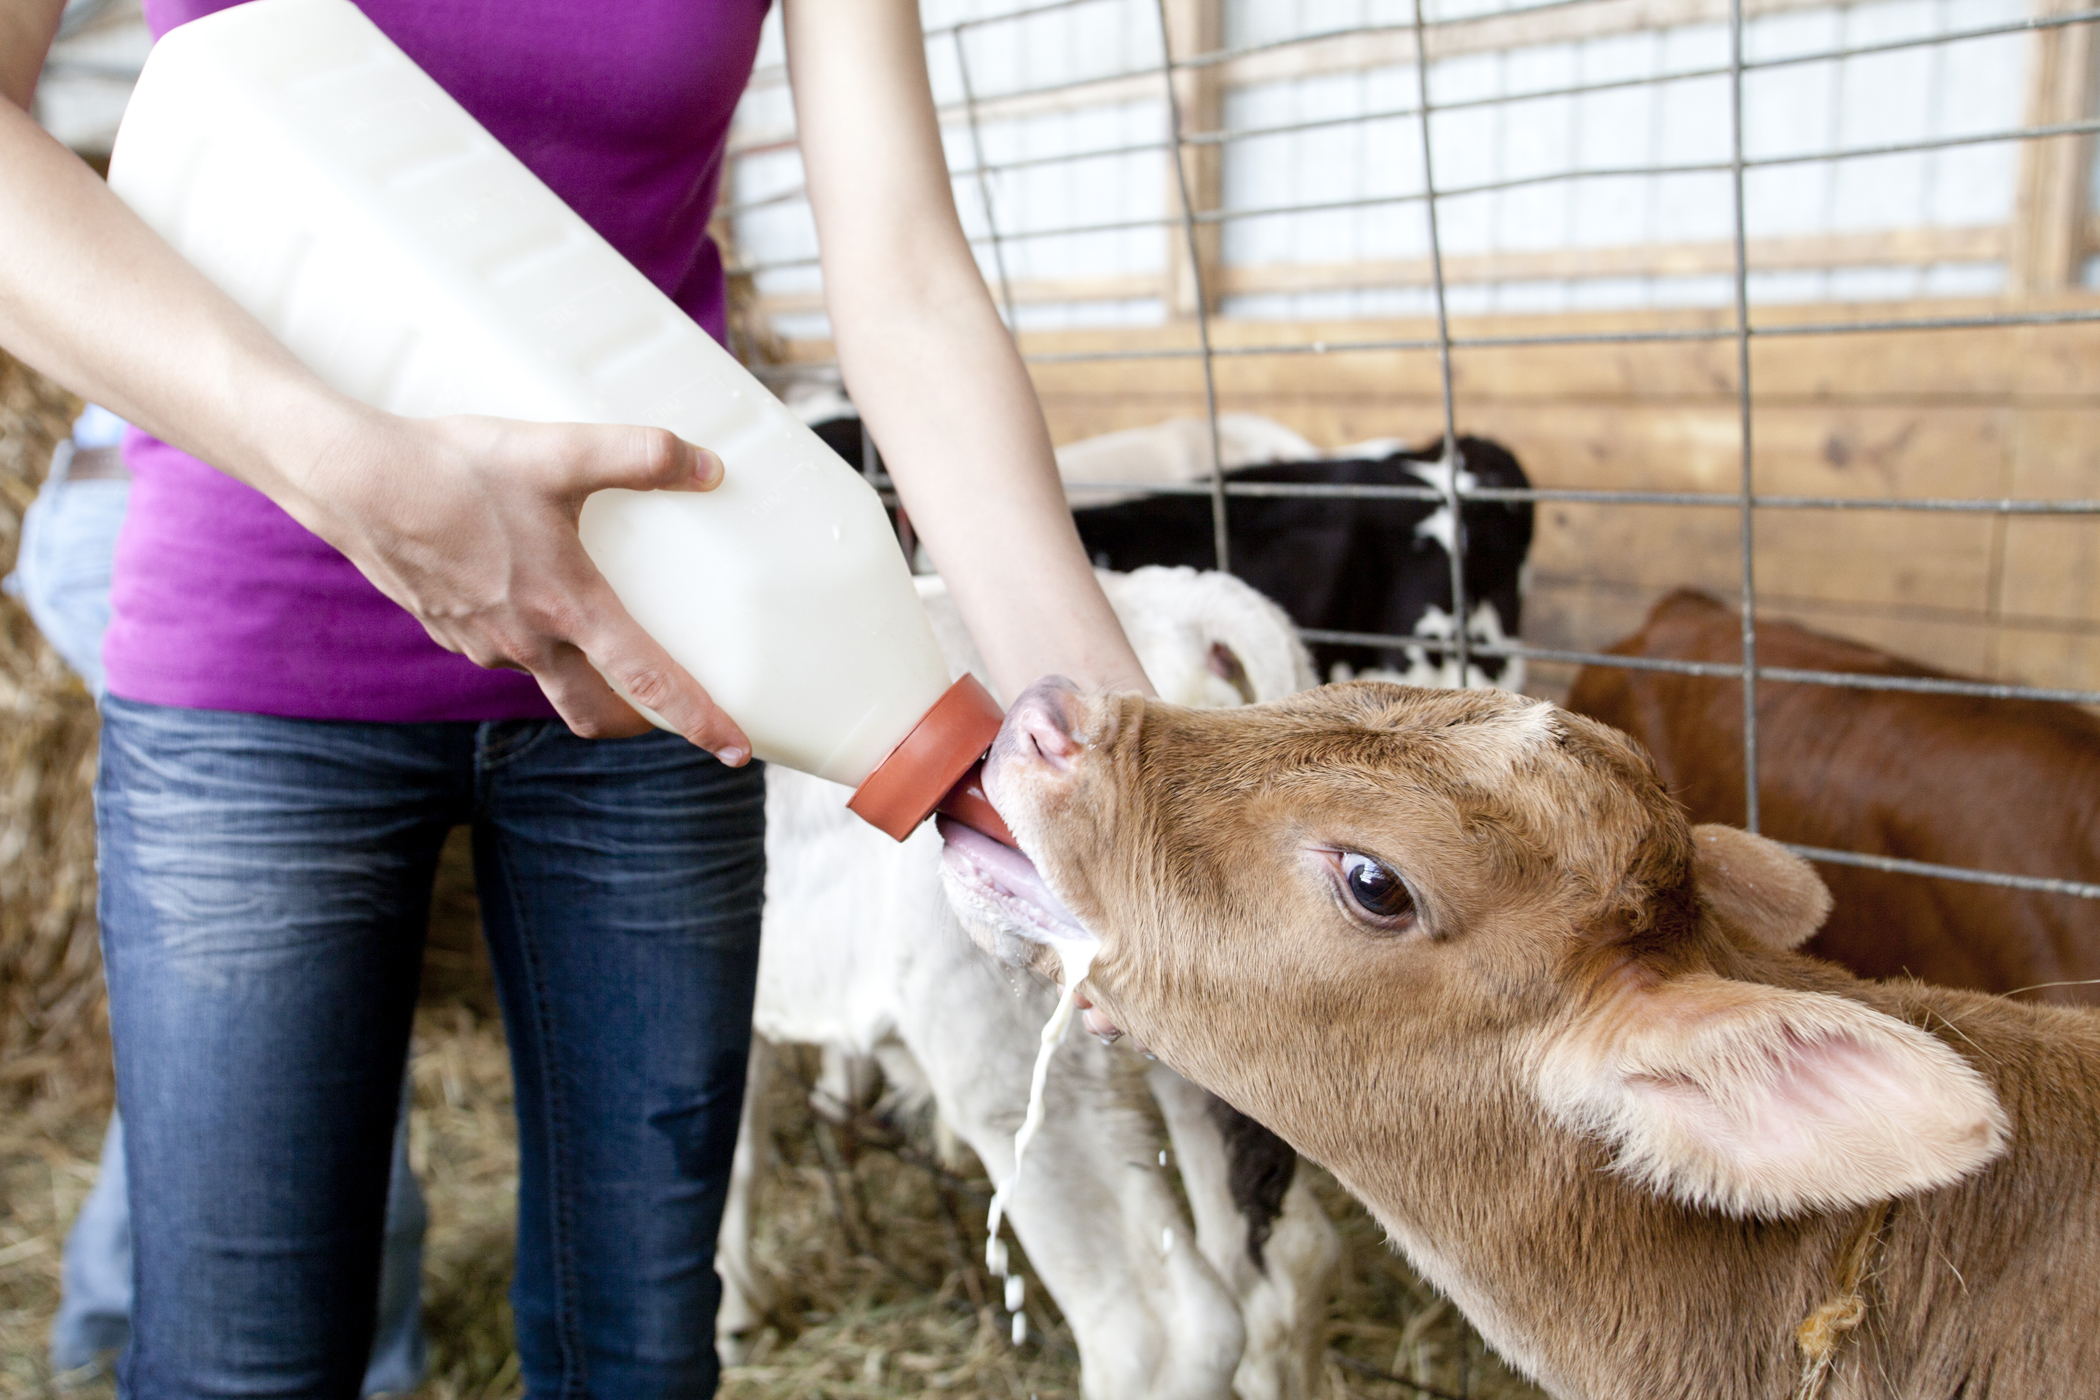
top-left (237, 376), bottom-right (392, 534)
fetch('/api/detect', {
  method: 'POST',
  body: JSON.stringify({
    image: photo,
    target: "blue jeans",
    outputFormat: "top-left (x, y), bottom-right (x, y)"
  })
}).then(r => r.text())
top-left (16, 421), bottom-right (424, 1387)
top-left (55, 1101), bottom-right (427, 1391)
top-left (96, 696), bottom-right (767, 1398)
top-left (54, 1099), bottom-right (426, 1393)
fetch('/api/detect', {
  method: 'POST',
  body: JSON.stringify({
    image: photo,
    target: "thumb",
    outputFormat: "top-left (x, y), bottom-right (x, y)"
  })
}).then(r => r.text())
top-left (556, 424), bottom-right (724, 496)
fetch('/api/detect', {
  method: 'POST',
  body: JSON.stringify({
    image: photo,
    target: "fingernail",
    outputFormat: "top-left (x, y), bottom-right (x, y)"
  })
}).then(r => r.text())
top-left (695, 448), bottom-right (725, 487)
top-left (714, 745), bottom-right (747, 767)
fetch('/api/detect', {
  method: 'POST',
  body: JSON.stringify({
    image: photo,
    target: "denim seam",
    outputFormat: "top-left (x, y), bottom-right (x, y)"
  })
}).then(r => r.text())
top-left (491, 830), bottom-right (589, 1395)
top-left (98, 748), bottom-right (136, 1400)
top-left (476, 719), bottom-right (560, 772)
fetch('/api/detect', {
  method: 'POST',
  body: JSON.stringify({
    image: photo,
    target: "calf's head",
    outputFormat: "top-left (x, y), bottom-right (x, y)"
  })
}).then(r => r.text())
top-left (944, 679), bottom-right (2006, 1221)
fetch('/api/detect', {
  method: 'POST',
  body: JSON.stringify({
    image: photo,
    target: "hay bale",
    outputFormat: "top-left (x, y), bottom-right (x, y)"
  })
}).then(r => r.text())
top-left (0, 350), bottom-right (78, 547)
top-left (0, 351), bottom-right (108, 1383)
top-left (0, 350), bottom-right (105, 1114)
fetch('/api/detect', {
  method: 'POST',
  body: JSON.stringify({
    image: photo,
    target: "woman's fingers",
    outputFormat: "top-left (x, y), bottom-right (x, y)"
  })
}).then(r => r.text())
top-left (564, 572), bottom-right (753, 763)
top-left (527, 426), bottom-right (750, 759)
top-left (542, 422), bottom-right (723, 497)
top-left (531, 643), bottom-right (659, 741)
top-left (425, 566), bottom-right (753, 761)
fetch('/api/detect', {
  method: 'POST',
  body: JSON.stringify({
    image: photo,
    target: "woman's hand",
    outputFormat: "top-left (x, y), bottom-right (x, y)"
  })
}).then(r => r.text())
top-left (292, 408), bottom-right (752, 759)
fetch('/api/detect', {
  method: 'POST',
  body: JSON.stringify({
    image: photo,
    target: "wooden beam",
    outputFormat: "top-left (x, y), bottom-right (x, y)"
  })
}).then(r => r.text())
top-left (766, 289), bottom-right (2100, 400)
top-left (725, 0), bottom-right (1841, 154)
top-left (1201, 0), bottom-right (1833, 91)
top-left (1215, 226), bottom-right (2007, 297)
top-left (748, 225), bottom-right (2007, 316)
top-left (2009, 0), bottom-right (2098, 295)
top-left (755, 273), bottom-right (1160, 317)
top-left (1161, 0), bottom-right (1223, 320)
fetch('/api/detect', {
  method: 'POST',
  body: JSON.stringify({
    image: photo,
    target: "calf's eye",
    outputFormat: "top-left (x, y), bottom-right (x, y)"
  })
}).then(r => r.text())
top-left (1340, 852), bottom-right (1416, 927)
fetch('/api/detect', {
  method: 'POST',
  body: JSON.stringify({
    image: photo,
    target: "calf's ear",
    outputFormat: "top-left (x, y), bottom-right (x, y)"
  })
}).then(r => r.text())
top-left (1536, 973), bottom-right (2006, 1218)
top-left (1690, 824), bottom-right (1831, 951)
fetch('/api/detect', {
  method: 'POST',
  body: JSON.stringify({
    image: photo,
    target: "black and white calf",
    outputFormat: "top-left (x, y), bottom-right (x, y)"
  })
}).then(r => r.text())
top-left (1068, 435), bottom-right (1533, 691)
top-left (793, 402), bottom-right (1531, 695)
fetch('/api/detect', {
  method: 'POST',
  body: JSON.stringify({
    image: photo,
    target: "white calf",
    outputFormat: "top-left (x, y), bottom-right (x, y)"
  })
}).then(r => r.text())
top-left (717, 567), bottom-right (1339, 1400)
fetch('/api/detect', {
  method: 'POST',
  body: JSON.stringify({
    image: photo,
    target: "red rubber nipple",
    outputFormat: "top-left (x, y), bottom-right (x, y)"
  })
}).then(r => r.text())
top-left (847, 674), bottom-right (1017, 846)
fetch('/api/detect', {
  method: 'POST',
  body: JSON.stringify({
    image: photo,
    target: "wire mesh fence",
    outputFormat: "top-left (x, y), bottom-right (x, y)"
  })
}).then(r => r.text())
top-left (35, 3), bottom-right (2085, 1065)
top-left (723, 0), bottom-right (2100, 909)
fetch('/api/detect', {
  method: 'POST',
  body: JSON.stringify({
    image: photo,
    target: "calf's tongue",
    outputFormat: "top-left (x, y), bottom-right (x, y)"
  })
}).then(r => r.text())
top-left (939, 819), bottom-right (1133, 1044)
top-left (937, 816), bottom-right (1094, 950)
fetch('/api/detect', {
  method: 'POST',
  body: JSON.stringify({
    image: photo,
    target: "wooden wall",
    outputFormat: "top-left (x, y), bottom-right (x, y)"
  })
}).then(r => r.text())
top-left (784, 292), bottom-right (2100, 700)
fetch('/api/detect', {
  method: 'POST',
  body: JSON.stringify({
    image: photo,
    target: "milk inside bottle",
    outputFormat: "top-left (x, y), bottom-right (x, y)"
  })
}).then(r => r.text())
top-left (106, 0), bottom-right (1012, 842)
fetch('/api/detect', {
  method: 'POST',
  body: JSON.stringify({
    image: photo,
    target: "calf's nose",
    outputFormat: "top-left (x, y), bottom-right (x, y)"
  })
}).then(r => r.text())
top-left (1005, 675), bottom-right (1084, 772)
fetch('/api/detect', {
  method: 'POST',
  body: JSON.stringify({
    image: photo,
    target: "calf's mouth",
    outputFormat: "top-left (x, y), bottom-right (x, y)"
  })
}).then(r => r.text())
top-left (938, 677), bottom-right (1132, 1041)
top-left (937, 814), bottom-right (1092, 963)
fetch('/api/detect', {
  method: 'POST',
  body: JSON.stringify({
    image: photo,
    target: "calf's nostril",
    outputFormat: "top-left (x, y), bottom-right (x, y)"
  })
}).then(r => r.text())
top-left (1009, 675), bottom-right (1084, 771)
top-left (1022, 706), bottom-right (1079, 770)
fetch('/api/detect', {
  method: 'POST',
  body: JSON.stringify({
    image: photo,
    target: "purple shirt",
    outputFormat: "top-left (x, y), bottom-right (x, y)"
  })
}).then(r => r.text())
top-left (106, 0), bottom-right (769, 721)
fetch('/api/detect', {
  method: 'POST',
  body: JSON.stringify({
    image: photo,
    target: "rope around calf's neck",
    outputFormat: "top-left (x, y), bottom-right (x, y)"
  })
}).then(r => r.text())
top-left (1791, 1198), bottom-right (1897, 1400)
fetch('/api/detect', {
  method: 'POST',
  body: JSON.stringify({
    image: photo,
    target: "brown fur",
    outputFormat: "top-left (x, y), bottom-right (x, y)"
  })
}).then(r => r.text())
top-left (979, 680), bottom-right (2100, 1400)
top-left (1565, 590), bottom-right (2100, 1002)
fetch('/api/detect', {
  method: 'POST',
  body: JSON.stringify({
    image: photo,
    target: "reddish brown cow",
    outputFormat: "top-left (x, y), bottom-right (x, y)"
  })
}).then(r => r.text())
top-left (1565, 589), bottom-right (2100, 1002)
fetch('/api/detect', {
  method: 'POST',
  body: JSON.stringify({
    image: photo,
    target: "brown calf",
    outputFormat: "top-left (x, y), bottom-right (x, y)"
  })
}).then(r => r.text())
top-left (1566, 590), bottom-right (2100, 1003)
top-left (945, 679), bottom-right (2100, 1400)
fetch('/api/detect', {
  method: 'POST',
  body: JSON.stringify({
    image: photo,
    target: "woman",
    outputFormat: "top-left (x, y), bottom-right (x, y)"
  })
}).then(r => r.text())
top-left (0, 0), bottom-right (1151, 1392)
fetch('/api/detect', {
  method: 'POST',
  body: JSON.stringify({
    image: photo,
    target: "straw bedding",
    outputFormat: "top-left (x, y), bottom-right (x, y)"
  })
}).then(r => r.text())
top-left (5, 995), bottom-right (1543, 1400)
top-left (0, 353), bottom-right (101, 1120)
top-left (0, 351), bottom-right (1539, 1399)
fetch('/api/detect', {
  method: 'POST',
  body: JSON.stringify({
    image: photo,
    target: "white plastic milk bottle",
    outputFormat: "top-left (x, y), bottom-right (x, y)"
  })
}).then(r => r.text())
top-left (107, 0), bottom-right (1010, 841)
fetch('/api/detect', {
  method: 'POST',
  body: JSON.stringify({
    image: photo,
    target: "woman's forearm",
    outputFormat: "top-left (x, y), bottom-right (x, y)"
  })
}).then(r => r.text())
top-left (0, 98), bottom-right (364, 524)
top-left (829, 270), bottom-right (1153, 704)
top-left (785, 0), bottom-right (1152, 704)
